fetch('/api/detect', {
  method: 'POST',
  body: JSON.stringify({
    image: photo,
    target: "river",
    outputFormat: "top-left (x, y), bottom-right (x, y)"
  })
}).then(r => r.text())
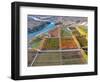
top-left (28, 22), bottom-right (56, 40)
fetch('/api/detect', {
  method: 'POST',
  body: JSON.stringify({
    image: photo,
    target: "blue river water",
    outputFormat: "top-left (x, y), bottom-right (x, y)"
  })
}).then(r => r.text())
top-left (28, 22), bottom-right (56, 40)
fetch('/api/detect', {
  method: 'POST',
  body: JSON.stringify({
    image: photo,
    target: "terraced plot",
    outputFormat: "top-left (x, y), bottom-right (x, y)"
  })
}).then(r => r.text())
top-left (29, 36), bottom-right (42, 49)
top-left (72, 30), bottom-right (80, 36)
top-left (76, 36), bottom-right (87, 47)
top-left (32, 52), bottom-right (61, 66)
top-left (78, 25), bottom-right (88, 33)
top-left (28, 51), bottom-right (37, 66)
top-left (41, 38), bottom-right (59, 50)
top-left (61, 37), bottom-right (78, 49)
top-left (76, 25), bottom-right (88, 39)
top-left (61, 51), bottom-right (85, 65)
top-left (61, 27), bottom-right (72, 37)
